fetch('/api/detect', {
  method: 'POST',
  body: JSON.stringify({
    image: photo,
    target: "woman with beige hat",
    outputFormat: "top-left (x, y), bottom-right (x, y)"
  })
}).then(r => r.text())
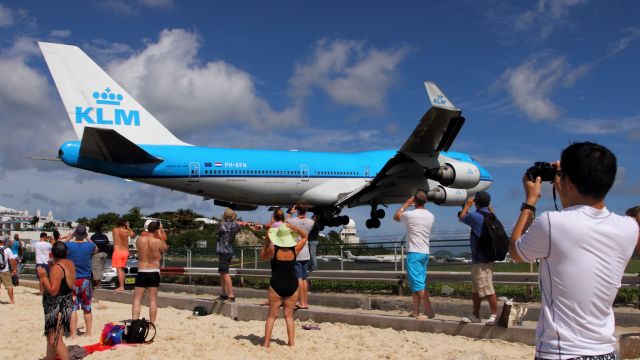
top-left (260, 222), bottom-right (308, 347)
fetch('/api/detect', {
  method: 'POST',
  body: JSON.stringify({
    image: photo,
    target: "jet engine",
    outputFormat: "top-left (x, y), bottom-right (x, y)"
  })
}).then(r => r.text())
top-left (425, 160), bottom-right (480, 189)
top-left (426, 185), bottom-right (468, 206)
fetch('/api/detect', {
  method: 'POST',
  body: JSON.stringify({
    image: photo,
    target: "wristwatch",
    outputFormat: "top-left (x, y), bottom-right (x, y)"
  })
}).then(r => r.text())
top-left (520, 203), bottom-right (536, 214)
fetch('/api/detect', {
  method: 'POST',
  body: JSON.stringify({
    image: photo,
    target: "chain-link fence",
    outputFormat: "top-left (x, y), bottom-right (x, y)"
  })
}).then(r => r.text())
top-left (160, 239), bottom-right (640, 274)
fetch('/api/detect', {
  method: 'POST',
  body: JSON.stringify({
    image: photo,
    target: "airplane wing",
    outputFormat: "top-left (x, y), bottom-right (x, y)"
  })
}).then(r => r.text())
top-left (335, 81), bottom-right (464, 207)
top-left (79, 127), bottom-right (163, 163)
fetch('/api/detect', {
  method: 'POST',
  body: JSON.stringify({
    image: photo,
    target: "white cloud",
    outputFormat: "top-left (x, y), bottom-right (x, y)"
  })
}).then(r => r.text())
top-left (106, 29), bottom-right (299, 135)
top-left (95, 0), bottom-right (175, 15)
top-left (0, 3), bottom-right (14, 27)
top-left (49, 29), bottom-right (71, 38)
top-left (0, 36), bottom-right (75, 170)
top-left (514, 0), bottom-right (586, 38)
top-left (608, 27), bottom-right (640, 57)
top-left (138, 0), bottom-right (174, 8)
top-left (289, 39), bottom-right (411, 111)
top-left (499, 56), bottom-right (590, 121)
top-left (554, 114), bottom-right (640, 136)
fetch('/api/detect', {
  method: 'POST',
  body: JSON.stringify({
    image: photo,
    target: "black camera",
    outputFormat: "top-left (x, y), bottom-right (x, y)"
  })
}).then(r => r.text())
top-left (526, 162), bottom-right (557, 182)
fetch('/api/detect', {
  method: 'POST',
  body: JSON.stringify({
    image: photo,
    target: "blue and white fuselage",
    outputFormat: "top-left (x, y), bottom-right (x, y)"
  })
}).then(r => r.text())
top-left (59, 142), bottom-right (492, 206)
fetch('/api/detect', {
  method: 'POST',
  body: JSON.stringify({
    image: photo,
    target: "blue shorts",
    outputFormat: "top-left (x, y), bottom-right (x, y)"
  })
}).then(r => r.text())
top-left (406, 252), bottom-right (429, 292)
top-left (36, 263), bottom-right (50, 273)
top-left (295, 261), bottom-right (309, 280)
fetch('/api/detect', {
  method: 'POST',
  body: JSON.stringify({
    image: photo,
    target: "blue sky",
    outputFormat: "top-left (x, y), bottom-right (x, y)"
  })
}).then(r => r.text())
top-left (0, 0), bottom-right (639, 239)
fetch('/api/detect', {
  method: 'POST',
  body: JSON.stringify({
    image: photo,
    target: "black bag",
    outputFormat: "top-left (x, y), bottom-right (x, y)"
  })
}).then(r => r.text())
top-left (477, 212), bottom-right (509, 262)
top-left (123, 318), bottom-right (156, 343)
top-left (11, 273), bottom-right (19, 286)
top-left (193, 306), bottom-right (209, 316)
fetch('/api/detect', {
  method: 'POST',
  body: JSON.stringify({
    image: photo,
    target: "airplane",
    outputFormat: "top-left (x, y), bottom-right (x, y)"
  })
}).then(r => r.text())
top-left (38, 42), bottom-right (493, 230)
top-left (343, 250), bottom-right (404, 263)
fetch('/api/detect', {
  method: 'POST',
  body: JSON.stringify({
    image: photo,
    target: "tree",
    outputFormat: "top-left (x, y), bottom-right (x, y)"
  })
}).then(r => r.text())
top-left (322, 230), bottom-right (343, 245)
top-left (43, 221), bottom-right (55, 231)
top-left (122, 207), bottom-right (144, 230)
top-left (30, 216), bottom-right (40, 227)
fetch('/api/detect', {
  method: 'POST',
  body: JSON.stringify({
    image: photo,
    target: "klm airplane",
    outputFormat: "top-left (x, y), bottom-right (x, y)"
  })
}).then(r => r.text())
top-left (39, 42), bottom-right (492, 229)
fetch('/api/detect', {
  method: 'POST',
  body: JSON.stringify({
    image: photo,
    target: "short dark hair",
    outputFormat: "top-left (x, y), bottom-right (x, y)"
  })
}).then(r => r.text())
top-left (296, 200), bottom-right (310, 215)
top-left (53, 230), bottom-right (60, 241)
top-left (40, 232), bottom-right (48, 239)
top-left (94, 223), bottom-right (103, 233)
top-left (52, 241), bottom-right (67, 259)
top-left (560, 142), bottom-right (617, 199)
top-left (116, 218), bottom-right (127, 227)
top-left (414, 191), bottom-right (427, 206)
top-left (626, 206), bottom-right (640, 218)
top-left (147, 221), bottom-right (160, 233)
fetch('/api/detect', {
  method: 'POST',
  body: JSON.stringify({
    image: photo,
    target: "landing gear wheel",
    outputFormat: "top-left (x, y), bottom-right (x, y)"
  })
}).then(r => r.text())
top-left (371, 218), bottom-right (381, 228)
top-left (375, 209), bottom-right (385, 219)
top-left (365, 219), bottom-right (374, 229)
top-left (318, 224), bottom-right (325, 231)
top-left (340, 215), bottom-right (350, 225)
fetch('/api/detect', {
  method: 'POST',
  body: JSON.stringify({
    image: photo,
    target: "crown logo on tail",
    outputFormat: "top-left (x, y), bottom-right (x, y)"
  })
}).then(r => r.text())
top-left (93, 87), bottom-right (123, 106)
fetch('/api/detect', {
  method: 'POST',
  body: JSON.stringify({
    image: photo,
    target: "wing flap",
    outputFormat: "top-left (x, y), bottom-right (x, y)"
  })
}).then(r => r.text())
top-left (80, 127), bottom-right (163, 164)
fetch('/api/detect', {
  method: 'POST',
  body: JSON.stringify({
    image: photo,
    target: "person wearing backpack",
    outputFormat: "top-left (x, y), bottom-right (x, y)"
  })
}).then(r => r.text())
top-left (0, 236), bottom-right (18, 304)
top-left (458, 191), bottom-right (498, 325)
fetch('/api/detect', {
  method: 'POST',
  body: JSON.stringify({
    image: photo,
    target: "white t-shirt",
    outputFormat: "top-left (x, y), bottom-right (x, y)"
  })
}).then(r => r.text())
top-left (287, 216), bottom-right (314, 261)
top-left (34, 241), bottom-right (53, 265)
top-left (1, 246), bottom-right (16, 272)
top-left (400, 208), bottom-right (434, 254)
top-left (515, 205), bottom-right (639, 359)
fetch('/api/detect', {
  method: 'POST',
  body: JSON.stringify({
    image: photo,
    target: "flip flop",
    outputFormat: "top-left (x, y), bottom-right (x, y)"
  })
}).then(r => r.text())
top-left (302, 324), bottom-right (320, 330)
top-left (294, 305), bottom-right (309, 310)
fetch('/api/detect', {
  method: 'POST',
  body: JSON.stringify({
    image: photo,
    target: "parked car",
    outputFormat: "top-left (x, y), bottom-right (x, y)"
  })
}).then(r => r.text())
top-left (101, 257), bottom-right (138, 289)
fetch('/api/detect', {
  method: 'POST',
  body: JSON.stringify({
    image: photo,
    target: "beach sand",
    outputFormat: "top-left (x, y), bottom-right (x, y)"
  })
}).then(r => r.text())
top-left (2, 286), bottom-right (536, 359)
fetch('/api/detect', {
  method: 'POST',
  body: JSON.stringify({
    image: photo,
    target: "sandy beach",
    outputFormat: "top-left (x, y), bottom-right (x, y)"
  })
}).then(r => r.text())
top-left (1, 286), bottom-right (537, 359)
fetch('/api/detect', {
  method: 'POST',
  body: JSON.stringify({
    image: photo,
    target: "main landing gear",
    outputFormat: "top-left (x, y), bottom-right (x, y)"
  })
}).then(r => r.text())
top-left (365, 205), bottom-right (385, 229)
top-left (314, 207), bottom-right (350, 231)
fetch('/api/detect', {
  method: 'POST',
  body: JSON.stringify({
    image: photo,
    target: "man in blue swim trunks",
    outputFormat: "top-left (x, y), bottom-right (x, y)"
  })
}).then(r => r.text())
top-left (394, 191), bottom-right (435, 319)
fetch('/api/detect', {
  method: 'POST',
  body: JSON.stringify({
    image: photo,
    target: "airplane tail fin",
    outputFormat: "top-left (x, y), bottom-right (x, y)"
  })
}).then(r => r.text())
top-left (38, 42), bottom-right (188, 146)
top-left (424, 81), bottom-right (459, 111)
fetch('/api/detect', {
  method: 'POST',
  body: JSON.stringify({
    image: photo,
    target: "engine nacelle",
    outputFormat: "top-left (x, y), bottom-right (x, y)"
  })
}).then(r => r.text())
top-left (426, 185), bottom-right (468, 206)
top-left (425, 160), bottom-right (480, 189)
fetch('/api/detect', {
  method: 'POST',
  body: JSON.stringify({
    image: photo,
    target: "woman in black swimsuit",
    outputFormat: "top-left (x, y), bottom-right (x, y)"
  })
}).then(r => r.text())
top-left (37, 241), bottom-right (76, 360)
top-left (260, 222), bottom-right (308, 348)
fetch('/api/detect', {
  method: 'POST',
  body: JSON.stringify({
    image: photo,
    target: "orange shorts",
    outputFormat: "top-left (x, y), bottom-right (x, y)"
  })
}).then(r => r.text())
top-left (112, 250), bottom-right (129, 268)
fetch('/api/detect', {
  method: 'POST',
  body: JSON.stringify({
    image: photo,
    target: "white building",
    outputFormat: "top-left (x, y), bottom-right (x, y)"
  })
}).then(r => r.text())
top-left (340, 219), bottom-right (360, 244)
top-left (0, 205), bottom-right (70, 237)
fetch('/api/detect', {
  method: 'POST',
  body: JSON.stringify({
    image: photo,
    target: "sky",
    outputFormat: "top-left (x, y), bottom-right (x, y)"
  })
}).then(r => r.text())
top-left (0, 0), bottom-right (639, 240)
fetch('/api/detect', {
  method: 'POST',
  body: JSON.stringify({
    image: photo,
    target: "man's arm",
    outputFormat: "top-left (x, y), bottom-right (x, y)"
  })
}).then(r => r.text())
top-left (394, 197), bottom-right (414, 222)
top-left (509, 175), bottom-right (542, 263)
top-left (9, 258), bottom-right (17, 275)
top-left (459, 198), bottom-right (474, 220)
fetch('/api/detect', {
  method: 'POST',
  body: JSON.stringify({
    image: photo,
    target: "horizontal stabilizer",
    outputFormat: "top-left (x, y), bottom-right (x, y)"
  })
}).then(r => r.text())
top-left (80, 127), bottom-right (163, 164)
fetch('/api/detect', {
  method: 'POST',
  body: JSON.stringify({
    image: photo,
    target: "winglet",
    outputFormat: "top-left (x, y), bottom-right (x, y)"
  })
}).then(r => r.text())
top-left (424, 81), bottom-right (458, 111)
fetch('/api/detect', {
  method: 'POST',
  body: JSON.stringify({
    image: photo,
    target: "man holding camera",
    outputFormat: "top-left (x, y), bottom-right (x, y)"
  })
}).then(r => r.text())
top-left (510, 142), bottom-right (639, 359)
top-left (458, 191), bottom-right (498, 325)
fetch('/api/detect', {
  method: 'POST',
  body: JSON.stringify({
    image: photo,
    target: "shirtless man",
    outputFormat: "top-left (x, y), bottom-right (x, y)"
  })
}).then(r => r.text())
top-left (112, 219), bottom-right (135, 292)
top-left (132, 221), bottom-right (167, 324)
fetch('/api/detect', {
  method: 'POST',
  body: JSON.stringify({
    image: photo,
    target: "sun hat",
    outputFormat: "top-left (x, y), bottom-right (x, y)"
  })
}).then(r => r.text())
top-left (268, 224), bottom-right (297, 247)
top-left (144, 219), bottom-right (153, 232)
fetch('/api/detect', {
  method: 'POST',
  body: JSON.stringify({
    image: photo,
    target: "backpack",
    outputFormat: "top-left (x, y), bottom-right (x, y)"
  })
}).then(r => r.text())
top-left (100, 323), bottom-right (125, 345)
top-left (123, 318), bottom-right (156, 343)
top-left (0, 247), bottom-right (6, 270)
top-left (477, 212), bottom-right (509, 262)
